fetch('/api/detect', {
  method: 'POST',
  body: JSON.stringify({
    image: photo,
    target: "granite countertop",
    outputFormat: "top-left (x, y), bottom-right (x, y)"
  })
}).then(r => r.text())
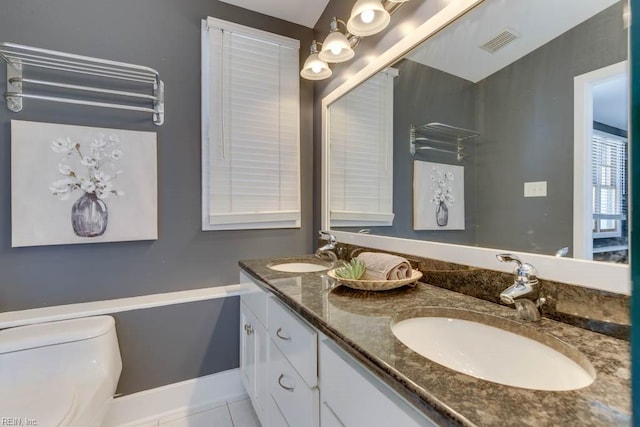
top-left (239, 256), bottom-right (631, 427)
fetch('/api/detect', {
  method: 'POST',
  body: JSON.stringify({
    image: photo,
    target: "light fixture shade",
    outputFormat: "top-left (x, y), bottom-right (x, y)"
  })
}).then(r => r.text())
top-left (319, 31), bottom-right (355, 63)
top-left (300, 53), bottom-right (332, 80)
top-left (386, 0), bottom-right (411, 2)
top-left (347, 0), bottom-right (391, 36)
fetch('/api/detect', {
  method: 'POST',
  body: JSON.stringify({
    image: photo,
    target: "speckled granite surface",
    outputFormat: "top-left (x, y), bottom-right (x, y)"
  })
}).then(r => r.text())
top-left (239, 256), bottom-right (631, 427)
top-left (336, 244), bottom-right (630, 340)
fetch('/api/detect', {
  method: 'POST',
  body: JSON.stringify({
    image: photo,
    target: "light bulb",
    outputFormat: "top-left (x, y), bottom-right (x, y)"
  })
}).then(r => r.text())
top-left (311, 63), bottom-right (322, 73)
top-left (330, 45), bottom-right (342, 55)
top-left (360, 9), bottom-right (375, 24)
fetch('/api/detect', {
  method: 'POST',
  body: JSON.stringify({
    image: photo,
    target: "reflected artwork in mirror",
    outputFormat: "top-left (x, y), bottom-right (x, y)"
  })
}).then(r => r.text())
top-left (327, 0), bottom-right (629, 264)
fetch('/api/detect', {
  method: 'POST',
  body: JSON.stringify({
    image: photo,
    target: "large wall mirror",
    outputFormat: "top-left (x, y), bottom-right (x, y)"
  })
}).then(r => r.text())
top-left (322, 0), bottom-right (630, 293)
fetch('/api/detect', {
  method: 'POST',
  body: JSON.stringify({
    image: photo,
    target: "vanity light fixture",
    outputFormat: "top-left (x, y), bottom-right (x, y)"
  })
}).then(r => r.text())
top-left (347, 0), bottom-right (391, 36)
top-left (300, 40), bottom-right (333, 80)
top-left (301, 0), bottom-right (409, 80)
top-left (319, 17), bottom-right (356, 63)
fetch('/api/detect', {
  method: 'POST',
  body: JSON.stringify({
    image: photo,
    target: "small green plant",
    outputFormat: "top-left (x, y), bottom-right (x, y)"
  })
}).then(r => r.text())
top-left (334, 258), bottom-right (366, 280)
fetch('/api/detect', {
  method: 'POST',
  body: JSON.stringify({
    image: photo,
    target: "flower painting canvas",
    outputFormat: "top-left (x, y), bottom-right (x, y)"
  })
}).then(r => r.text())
top-left (11, 120), bottom-right (158, 247)
top-left (413, 160), bottom-right (465, 230)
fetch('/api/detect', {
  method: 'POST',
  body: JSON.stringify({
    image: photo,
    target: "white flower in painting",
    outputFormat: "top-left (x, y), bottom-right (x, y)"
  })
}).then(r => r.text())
top-left (79, 178), bottom-right (96, 193)
top-left (91, 136), bottom-right (107, 149)
top-left (81, 156), bottom-right (97, 167)
top-left (49, 177), bottom-right (78, 200)
top-left (110, 150), bottom-right (123, 160)
top-left (49, 132), bottom-right (124, 201)
top-left (51, 137), bottom-right (74, 153)
top-left (58, 163), bottom-right (73, 176)
top-left (430, 166), bottom-right (455, 207)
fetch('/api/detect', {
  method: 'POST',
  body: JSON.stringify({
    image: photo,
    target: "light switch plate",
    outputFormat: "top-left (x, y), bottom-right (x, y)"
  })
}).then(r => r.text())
top-left (524, 181), bottom-right (547, 197)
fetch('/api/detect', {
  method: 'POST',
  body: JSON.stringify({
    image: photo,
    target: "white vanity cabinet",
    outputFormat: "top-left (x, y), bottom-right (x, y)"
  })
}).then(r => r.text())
top-left (239, 273), bottom-right (319, 427)
top-left (239, 272), bottom-right (435, 427)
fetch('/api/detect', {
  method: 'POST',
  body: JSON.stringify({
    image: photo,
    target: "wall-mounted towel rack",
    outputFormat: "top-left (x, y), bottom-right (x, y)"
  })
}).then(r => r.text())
top-left (410, 122), bottom-right (479, 161)
top-left (0, 42), bottom-right (164, 125)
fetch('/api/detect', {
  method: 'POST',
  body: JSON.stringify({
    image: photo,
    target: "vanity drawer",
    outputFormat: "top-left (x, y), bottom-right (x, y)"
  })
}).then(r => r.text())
top-left (269, 341), bottom-right (319, 427)
top-left (268, 298), bottom-right (318, 387)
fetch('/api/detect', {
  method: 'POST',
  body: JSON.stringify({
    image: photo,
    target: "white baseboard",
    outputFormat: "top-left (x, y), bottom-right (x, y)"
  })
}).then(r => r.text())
top-left (104, 369), bottom-right (247, 427)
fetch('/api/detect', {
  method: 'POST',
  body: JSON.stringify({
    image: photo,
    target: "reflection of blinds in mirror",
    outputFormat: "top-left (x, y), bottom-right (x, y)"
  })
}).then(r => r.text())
top-left (591, 129), bottom-right (626, 237)
top-left (205, 19), bottom-right (300, 230)
top-left (329, 69), bottom-right (398, 227)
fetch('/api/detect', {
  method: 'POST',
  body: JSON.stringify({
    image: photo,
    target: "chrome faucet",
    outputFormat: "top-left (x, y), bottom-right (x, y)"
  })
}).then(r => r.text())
top-left (496, 253), bottom-right (544, 321)
top-left (315, 231), bottom-right (338, 264)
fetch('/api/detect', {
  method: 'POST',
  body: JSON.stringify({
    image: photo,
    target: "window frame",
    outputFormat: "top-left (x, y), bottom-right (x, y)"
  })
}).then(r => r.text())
top-left (201, 18), bottom-right (301, 231)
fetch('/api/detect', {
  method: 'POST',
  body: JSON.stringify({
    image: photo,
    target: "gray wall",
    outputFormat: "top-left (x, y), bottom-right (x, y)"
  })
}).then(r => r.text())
top-left (474, 2), bottom-right (627, 254)
top-left (0, 0), bottom-right (313, 394)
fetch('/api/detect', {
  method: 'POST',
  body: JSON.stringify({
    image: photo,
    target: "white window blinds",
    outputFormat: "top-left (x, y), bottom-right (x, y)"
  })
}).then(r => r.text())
top-left (329, 68), bottom-right (398, 227)
top-left (591, 129), bottom-right (627, 237)
top-left (202, 18), bottom-right (300, 230)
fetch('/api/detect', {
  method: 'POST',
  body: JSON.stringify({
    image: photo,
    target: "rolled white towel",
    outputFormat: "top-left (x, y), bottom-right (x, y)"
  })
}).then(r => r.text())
top-left (356, 252), bottom-right (412, 280)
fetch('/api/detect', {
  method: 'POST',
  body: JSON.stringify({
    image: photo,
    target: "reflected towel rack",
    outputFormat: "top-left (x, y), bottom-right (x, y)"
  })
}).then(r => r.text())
top-left (410, 122), bottom-right (479, 161)
top-left (0, 42), bottom-right (164, 125)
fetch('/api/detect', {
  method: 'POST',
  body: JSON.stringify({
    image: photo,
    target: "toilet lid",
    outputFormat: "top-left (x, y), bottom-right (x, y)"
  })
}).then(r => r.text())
top-left (0, 385), bottom-right (77, 427)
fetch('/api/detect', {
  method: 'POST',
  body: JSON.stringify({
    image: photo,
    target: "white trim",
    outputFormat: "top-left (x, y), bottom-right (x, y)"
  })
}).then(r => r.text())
top-left (321, 0), bottom-right (630, 295)
top-left (205, 17), bottom-right (300, 49)
top-left (104, 369), bottom-right (247, 427)
top-left (0, 283), bottom-right (249, 329)
top-left (201, 19), bottom-right (213, 232)
top-left (209, 210), bottom-right (301, 226)
top-left (330, 211), bottom-right (395, 227)
top-left (574, 61), bottom-right (628, 260)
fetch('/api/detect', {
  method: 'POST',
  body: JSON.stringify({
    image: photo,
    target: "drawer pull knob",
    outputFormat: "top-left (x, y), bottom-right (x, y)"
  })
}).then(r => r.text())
top-left (276, 327), bottom-right (291, 341)
top-left (244, 324), bottom-right (254, 335)
top-left (278, 374), bottom-right (294, 392)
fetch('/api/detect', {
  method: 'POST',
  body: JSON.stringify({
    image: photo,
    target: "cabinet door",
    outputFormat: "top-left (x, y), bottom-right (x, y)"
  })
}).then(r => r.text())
top-left (240, 303), bottom-right (268, 424)
top-left (240, 302), bottom-right (257, 398)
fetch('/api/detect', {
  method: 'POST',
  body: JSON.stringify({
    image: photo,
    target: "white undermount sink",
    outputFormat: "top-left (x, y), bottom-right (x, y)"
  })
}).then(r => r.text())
top-left (268, 261), bottom-right (330, 273)
top-left (391, 308), bottom-right (596, 391)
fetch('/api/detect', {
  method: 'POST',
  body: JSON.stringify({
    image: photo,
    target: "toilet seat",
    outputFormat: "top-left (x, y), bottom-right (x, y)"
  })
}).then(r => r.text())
top-left (0, 384), bottom-right (77, 427)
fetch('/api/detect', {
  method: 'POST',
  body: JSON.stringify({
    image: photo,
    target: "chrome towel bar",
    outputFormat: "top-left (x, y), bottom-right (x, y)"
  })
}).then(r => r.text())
top-left (1, 42), bottom-right (164, 125)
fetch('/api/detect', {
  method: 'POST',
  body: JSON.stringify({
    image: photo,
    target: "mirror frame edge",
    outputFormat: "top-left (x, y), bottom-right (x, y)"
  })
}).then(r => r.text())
top-left (320, 0), bottom-right (630, 295)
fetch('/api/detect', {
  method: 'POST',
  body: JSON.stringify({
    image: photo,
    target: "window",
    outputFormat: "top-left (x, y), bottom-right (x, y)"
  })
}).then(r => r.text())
top-left (591, 129), bottom-right (627, 238)
top-left (201, 18), bottom-right (300, 230)
top-left (329, 68), bottom-right (398, 227)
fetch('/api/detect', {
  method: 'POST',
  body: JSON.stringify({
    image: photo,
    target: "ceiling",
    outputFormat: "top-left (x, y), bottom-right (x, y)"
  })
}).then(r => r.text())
top-left (407, 0), bottom-right (619, 83)
top-left (218, 0), bottom-right (330, 28)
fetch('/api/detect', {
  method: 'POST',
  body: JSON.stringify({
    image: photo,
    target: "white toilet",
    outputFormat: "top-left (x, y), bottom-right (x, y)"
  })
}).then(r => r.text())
top-left (0, 316), bottom-right (123, 427)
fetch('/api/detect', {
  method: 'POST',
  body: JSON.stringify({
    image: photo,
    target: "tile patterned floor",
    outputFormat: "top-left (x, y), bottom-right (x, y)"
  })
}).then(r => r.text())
top-left (134, 397), bottom-right (260, 427)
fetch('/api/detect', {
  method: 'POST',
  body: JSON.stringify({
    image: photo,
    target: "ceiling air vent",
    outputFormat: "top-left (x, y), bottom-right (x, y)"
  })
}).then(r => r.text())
top-left (479, 28), bottom-right (519, 54)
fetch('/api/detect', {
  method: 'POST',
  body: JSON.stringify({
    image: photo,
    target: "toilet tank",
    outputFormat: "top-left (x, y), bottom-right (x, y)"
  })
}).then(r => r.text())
top-left (0, 316), bottom-right (122, 391)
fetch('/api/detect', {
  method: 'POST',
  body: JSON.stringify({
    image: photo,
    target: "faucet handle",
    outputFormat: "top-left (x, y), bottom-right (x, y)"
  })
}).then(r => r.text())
top-left (497, 253), bottom-right (537, 282)
top-left (318, 230), bottom-right (336, 245)
top-left (496, 253), bottom-right (522, 266)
